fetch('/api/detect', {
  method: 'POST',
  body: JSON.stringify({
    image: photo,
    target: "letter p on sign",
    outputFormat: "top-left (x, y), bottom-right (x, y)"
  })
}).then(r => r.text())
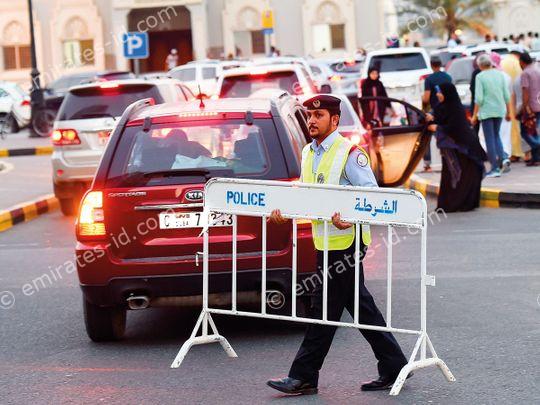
top-left (122, 32), bottom-right (149, 59)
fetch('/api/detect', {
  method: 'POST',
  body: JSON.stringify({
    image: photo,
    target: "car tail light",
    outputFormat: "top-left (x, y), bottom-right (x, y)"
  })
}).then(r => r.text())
top-left (51, 129), bottom-right (80, 146)
top-left (77, 191), bottom-right (106, 238)
top-left (419, 74), bottom-right (429, 82)
top-left (329, 75), bottom-right (342, 82)
top-left (20, 99), bottom-right (30, 107)
top-left (350, 134), bottom-right (361, 145)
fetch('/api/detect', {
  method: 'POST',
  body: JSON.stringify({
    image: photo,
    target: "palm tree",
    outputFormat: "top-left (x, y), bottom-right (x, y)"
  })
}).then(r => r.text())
top-left (399, 0), bottom-right (493, 39)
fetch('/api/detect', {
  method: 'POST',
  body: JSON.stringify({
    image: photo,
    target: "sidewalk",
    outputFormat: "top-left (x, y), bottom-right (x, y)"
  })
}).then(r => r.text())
top-left (408, 161), bottom-right (540, 208)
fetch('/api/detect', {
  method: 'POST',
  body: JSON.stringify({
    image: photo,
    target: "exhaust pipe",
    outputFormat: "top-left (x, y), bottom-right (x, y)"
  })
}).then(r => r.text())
top-left (127, 295), bottom-right (150, 310)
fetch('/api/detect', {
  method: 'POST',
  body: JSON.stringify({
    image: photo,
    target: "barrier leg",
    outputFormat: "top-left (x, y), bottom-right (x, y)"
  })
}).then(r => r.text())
top-left (389, 333), bottom-right (455, 396)
top-left (170, 311), bottom-right (237, 369)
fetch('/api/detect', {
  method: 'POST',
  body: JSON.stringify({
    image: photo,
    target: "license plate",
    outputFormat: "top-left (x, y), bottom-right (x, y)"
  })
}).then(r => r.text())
top-left (159, 212), bottom-right (233, 229)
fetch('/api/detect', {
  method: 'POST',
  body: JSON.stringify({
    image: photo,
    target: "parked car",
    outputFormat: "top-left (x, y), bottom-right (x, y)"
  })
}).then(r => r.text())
top-left (430, 46), bottom-right (467, 67)
top-left (252, 56), bottom-right (330, 93)
top-left (359, 47), bottom-right (432, 109)
top-left (34, 71), bottom-right (137, 137)
top-left (463, 42), bottom-right (525, 57)
top-left (309, 59), bottom-right (362, 101)
top-left (169, 60), bottom-right (247, 97)
top-left (75, 93), bottom-right (429, 341)
top-left (0, 81), bottom-right (31, 133)
top-left (52, 78), bottom-right (194, 216)
top-left (445, 56), bottom-right (476, 110)
top-left (216, 64), bottom-right (318, 99)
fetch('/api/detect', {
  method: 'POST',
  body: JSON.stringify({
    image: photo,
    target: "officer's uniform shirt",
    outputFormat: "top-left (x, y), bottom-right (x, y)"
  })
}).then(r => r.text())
top-left (308, 130), bottom-right (378, 188)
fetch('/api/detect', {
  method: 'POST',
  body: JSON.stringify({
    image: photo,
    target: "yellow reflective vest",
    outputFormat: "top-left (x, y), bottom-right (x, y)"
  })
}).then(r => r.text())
top-left (301, 135), bottom-right (372, 251)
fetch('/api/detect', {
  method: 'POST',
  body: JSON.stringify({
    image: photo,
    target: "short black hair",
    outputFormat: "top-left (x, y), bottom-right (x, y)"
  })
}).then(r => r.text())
top-left (430, 56), bottom-right (442, 68)
top-left (520, 52), bottom-right (533, 65)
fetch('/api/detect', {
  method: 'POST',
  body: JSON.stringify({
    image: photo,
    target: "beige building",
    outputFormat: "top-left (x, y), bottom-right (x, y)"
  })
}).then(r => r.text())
top-left (0, 0), bottom-right (393, 88)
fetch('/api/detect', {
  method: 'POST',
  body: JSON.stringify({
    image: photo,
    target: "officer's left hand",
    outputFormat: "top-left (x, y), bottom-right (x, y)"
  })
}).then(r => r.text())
top-left (332, 212), bottom-right (352, 230)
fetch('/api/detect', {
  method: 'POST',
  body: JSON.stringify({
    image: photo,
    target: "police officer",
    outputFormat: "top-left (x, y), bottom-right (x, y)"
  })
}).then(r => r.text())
top-left (266, 95), bottom-right (409, 395)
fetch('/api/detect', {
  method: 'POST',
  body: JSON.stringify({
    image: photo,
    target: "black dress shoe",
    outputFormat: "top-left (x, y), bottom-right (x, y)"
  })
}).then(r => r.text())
top-left (361, 372), bottom-right (413, 391)
top-left (267, 377), bottom-right (318, 395)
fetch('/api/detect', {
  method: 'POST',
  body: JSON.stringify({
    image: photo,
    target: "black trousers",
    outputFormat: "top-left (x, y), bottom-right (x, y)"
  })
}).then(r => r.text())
top-left (288, 240), bottom-right (408, 386)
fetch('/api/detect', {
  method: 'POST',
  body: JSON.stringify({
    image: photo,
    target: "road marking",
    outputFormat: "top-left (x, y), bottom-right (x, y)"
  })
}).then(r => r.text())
top-left (0, 160), bottom-right (14, 175)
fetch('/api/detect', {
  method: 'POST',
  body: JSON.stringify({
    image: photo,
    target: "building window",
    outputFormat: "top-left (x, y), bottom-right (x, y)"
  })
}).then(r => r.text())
top-left (312, 24), bottom-right (345, 53)
top-left (62, 17), bottom-right (94, 68)
top-left (2, 21), bottom-right (31, 70)
top-left (63, 39), bottom-right (94, 68)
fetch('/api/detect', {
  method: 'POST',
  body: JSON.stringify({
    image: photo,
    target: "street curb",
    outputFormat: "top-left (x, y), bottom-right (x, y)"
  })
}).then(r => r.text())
top-left (0, 146), bottom-right (53, 157)
top-left (406, 174), bottom-right (540, 209)
top-left (0, 194), bottom-right (59, 232)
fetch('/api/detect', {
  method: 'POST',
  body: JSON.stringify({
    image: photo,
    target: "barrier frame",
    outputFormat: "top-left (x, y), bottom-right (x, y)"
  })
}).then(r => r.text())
top-left (170, 179), bottom-right (455, 396)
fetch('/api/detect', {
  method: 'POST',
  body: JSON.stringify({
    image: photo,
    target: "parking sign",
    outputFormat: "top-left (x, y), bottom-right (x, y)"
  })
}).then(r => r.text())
top-left (122, 32), bottom-right (149, 59)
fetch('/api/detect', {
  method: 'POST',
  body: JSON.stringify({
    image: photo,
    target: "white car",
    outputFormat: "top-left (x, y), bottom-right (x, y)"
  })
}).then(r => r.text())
top-left (308, 59), bottom-right (362, 98)
top-left (52, 78), bottom-right (193, 215)
top-left (463, 42), bottom-right (525, 57)
top-left (216, 63), bottom-right (318, 99)
top-left (359, 47), bottom-right (432, 109)
top-left (169, 60), bottom-right (247, 97)
top-left (252, 57), bottom-right (329, 93)
top-left (0, 81), bottom-right (31, 133)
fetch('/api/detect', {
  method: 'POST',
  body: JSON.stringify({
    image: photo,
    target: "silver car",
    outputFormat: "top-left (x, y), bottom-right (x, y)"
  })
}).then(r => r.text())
top-left (52, 78), bottom-right (194, 215)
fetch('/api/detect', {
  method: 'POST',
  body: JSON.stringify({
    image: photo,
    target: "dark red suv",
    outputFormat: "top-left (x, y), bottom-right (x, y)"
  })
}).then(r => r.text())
top-left (76, 94), bottom-right (429, 341)
top-left (76, 95), bottom-right (321, 341)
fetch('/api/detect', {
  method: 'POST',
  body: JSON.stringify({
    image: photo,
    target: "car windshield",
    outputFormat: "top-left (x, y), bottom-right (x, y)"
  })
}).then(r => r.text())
top-left (106, 119), bottom-right (283, 187)
top-left (57, 84), bottom-right (162, 120)
top-left (220, 71), bottom-right (302, 97)
top-left (447, 60), bottom-right (474, 85)
top-left (369, 53), bottom-right (427, 72)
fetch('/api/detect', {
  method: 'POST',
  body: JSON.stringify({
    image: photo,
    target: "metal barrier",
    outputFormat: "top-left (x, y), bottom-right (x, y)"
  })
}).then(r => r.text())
top-left (170, 178), bottom-right (455, 396)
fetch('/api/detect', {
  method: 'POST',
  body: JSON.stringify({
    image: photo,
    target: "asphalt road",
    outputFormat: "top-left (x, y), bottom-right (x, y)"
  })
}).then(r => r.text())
top-left (0, 199), bottom-right (538, 404)
top-left (0, 155), bottom-right (52, 210)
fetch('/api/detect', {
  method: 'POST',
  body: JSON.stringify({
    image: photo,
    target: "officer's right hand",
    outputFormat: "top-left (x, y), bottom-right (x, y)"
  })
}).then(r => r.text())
top-left (268, 209), bottom-right (289, 225)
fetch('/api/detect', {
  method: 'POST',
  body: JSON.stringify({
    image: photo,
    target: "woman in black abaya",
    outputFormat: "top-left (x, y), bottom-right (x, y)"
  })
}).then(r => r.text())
top-left (360, 67), bottom-right (393, 128)
top-left (426, 82), bottom-right (487, 212)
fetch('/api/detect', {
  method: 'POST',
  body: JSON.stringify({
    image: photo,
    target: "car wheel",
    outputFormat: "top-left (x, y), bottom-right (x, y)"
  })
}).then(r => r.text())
top-left (83, 298), bottom-right (126, 342)
top-left (1, 114), bottom-right (18, 134)
top-left (32, 108), bottom-right (56, 137)
top-left (59, 198), bottom-right (76, 216)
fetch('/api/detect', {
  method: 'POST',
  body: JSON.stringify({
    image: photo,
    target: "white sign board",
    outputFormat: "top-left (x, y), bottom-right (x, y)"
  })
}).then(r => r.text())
top-left (204, 178), bottom-right (426, 228)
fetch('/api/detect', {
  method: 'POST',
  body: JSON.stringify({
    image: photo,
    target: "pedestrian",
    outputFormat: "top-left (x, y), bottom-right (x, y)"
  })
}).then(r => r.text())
top-left (501, 50), bottom-right (525, 160)
top-left (426, 83), bottom-right (487, 212)
top-left (360, 67), bottom-right (393, 128)
top-left (471, 53), bottom-right (511, 177)
top-left (490, 52), bottom-right (513, 159)
top-left (165, 49), bottom-right (179, 71)
top-left (421, 56), bottom-right (452, 172)
top-left (447, 33), bottom-right (458, 48)
top-left (525, 32), bottom-right (534, 49)
top-left (266, 95), bottom-right (409, 395)
top-left (518, 52), bottom-right (540, 165)
top-left (532, 33), bottom-right (540, 51)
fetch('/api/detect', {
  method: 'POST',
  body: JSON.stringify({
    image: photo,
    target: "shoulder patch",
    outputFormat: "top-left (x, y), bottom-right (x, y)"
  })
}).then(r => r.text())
top-left (356, 152), bottom-right (369, 167)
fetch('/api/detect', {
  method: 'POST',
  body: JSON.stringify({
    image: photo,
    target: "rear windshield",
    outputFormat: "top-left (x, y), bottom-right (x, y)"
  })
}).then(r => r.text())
top-left (369, 53), bottom-right (427, 72)
top-left (447, 60), bottom-right (474, 85)
top-left (330, 61), bottom-right (362, 74)
top-left (220, 71), bottom-right (301, 98)
top-left (106, 118), bottom-right (288, 187)
top-left (57, 85), bottom-right (162, 120)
